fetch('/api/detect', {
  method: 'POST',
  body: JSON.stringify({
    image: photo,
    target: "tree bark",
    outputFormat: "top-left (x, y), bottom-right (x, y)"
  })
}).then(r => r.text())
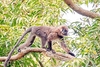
top-left (0, 48), bottom-right (75, 61)
top-left (64, 0), bottom-right (100, 18)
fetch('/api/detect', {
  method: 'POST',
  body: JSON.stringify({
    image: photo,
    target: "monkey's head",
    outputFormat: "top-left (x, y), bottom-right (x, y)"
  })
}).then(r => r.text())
top-left (57, 25), bottom-right (68, 36)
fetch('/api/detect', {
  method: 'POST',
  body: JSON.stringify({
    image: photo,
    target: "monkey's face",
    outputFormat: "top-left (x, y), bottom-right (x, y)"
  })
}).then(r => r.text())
top-left (59, 25), bottom-right (68, 36)
top-left (61, 28), bottom-right (68, 36)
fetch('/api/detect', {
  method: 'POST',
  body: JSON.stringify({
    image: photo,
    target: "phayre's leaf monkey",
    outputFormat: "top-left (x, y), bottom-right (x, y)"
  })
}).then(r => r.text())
top-left (4, 25), bottom-right (75, 67)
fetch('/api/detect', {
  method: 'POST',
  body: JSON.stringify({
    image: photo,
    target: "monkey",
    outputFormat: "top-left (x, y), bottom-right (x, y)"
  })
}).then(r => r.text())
top-left (4, 25), bottom-right (75, 67)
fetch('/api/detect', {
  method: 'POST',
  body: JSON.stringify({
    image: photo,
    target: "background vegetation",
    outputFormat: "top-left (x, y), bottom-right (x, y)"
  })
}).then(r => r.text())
top-left (0, 0), bottom-right (100, 67)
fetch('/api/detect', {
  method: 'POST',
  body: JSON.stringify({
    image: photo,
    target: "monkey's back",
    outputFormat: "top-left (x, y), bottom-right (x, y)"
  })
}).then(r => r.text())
top-left (32, 26), bottom-right (54, 38)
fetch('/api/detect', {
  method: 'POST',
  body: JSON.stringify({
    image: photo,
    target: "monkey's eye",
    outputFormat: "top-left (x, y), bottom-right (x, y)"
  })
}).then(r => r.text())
top-left (62, 29), bottom-right (68, 35)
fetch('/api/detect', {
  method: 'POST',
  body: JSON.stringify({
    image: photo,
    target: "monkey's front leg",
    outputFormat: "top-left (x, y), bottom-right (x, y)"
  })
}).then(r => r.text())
top-left (60, 41), bottom-right (75, 57)
top-left (41, 38), bottom-right (55, 53)
top-left (47, 40), bottom-right (55, 53)
top-left (47, 41), bottom-right (52, 50)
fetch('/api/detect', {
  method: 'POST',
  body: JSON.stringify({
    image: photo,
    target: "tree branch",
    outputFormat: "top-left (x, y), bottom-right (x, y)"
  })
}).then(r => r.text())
top-left (64, 0), bottom-right (100, 18)
top-left (0, 48), bottom-right (75, 62)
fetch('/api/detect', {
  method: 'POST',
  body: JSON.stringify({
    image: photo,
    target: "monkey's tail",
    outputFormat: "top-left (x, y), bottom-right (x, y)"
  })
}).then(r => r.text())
top-left (15, 27), bottom-right (32, 48)
top-left (4, 27), bottom-right (32, 67)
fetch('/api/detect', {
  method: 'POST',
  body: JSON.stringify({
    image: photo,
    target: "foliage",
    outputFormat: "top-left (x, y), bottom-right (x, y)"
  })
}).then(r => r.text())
top-left (0, 0), bottom-right (100, 67)
top-left (68, 19), bottom-right (100, 67)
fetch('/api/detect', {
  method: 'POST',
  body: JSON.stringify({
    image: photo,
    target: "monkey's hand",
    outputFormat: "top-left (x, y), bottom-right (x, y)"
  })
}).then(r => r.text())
top-left (68, 52), bottom-right (75, 57)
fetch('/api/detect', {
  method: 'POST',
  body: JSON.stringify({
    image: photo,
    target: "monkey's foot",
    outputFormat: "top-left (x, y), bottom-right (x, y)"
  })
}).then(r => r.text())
top-left (18, 49), bottom-right (21, 52)
top-left (17, 47), bottom-right (28, 52)
top-left (46, 48), bottom-right (56, 53)
top-left (42, 47), bottom-right (47, 49)
top-left (68, 52), bottom-right (75, 57)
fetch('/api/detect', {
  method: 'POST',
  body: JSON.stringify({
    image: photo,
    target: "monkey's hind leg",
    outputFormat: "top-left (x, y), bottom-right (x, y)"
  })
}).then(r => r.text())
top-left (18, 34), bottom-right (36, 52)
top-left (41, 38), bottom-right (47, 49)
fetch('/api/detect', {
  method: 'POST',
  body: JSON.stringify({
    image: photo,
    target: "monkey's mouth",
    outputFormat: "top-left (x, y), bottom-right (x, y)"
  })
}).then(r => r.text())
top-left (63, 33), bottom-right (67, 36)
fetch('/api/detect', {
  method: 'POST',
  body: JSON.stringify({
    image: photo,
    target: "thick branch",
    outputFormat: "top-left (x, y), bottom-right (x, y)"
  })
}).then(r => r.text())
top-left (0, 48), bottom-right (75, 61)
top-left (64, 0), bottom-right (100, 18)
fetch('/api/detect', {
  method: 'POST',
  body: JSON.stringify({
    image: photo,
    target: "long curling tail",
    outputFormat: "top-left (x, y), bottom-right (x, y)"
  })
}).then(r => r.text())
top-left (4, 27), bottom-right (32, 67)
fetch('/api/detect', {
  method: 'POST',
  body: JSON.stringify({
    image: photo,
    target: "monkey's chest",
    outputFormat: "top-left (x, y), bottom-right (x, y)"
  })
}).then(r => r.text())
top-left (47, 33), bottom-right (61, 40)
